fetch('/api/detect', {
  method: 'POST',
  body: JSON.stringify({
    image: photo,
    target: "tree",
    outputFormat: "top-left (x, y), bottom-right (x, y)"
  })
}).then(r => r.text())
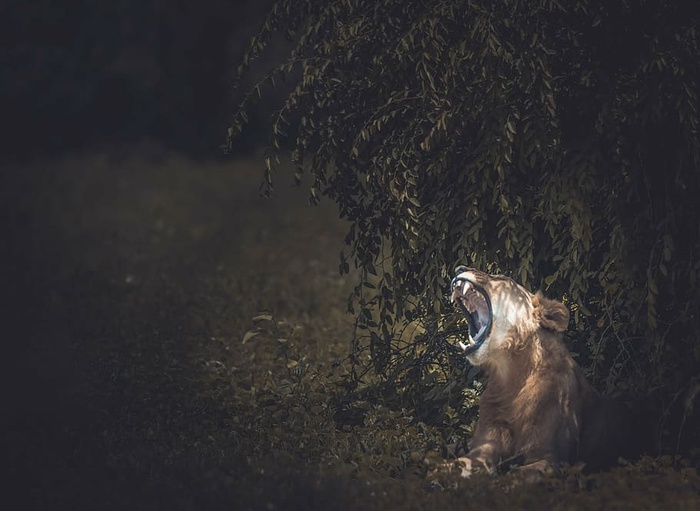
top-left (229, 0), bottom-right (700, 450)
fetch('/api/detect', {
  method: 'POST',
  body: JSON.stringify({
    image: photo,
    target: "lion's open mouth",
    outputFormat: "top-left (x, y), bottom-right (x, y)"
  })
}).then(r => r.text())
top-left (450, 276), bottom-right (493, 354)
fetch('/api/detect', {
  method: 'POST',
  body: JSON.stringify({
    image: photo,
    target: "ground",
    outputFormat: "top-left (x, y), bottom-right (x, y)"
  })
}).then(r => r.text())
top-left (3, 146), bottom-right (699, 510)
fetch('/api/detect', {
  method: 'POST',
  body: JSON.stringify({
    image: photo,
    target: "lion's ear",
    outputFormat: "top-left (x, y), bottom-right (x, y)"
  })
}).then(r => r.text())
top-left (533, 292), bottom-right (570, 332)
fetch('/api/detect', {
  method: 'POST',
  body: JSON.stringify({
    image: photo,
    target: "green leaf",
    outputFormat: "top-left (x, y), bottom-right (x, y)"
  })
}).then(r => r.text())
top-left (242, 331), bottom-right (259, 344)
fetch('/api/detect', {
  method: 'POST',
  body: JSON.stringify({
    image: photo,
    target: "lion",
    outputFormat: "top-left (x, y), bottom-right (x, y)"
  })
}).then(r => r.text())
top-left (444, 266), bottom-right (648, 477)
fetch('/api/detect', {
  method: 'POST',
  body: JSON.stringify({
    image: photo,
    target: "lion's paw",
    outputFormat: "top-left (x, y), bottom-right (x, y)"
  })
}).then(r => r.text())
top-left (426, 456), bottom-right (476, 489)
top-left (453, 456), bottom-right (475, 478)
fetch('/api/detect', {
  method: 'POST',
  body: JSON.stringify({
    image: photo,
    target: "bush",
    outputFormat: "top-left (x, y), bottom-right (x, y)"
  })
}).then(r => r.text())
top-left (229, 0), bottom-right (700, 452)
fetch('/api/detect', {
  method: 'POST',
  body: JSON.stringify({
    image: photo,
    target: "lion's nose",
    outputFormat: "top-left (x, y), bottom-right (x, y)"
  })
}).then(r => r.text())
top-left (454, 264), bottom-right (469, 276)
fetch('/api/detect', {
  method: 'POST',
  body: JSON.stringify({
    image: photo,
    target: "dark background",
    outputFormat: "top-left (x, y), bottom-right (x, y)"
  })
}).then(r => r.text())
top-left (0, 0), bottom-right (277, 160)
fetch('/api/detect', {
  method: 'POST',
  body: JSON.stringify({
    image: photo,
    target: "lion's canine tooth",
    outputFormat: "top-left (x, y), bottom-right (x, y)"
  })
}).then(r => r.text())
top-left (459, 333), bottom-right (476, 351)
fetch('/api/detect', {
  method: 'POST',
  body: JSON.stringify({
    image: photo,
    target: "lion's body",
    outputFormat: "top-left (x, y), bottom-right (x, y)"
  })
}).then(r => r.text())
top-left (449, 267), bottom-right (646, 476)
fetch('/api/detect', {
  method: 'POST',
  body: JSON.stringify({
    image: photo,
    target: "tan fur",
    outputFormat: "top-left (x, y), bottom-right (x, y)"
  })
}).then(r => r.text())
top-left (448, 267), bottom-right (645, 477)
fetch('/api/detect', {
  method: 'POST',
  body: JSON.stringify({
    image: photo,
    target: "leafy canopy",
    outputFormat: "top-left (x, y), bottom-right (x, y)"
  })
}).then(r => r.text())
top-left (229, 0), bottom-right (700, 441)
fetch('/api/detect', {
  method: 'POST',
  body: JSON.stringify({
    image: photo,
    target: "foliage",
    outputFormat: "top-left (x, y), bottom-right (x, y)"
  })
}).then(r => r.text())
top-left (229, 0), bottom-right (700, 449)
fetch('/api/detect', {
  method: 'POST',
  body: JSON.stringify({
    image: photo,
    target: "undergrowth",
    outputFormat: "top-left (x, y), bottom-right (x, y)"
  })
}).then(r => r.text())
top-left (4, 148), bottom-right (700, 510)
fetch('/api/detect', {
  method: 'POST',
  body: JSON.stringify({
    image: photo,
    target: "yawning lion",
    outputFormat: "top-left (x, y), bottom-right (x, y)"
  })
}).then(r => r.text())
top-left (446, 266), bottom-right (647, 477)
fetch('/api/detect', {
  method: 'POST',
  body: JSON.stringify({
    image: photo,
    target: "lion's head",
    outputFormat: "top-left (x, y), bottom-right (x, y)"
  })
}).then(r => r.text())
top-left (451, 266), bottom-right (570, 367)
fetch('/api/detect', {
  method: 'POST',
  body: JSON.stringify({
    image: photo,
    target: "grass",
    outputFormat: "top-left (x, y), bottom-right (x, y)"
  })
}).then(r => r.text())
top-left (3, 145), bottom-right (700, 510)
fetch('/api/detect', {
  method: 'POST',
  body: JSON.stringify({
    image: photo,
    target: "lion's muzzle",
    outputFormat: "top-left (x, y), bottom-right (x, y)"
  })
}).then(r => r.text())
top-left (450, 271), bottom-right (493, 353)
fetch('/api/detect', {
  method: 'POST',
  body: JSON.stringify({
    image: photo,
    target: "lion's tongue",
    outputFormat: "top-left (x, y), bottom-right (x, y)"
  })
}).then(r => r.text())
top-left (465, 309), bottom-right (479, 335)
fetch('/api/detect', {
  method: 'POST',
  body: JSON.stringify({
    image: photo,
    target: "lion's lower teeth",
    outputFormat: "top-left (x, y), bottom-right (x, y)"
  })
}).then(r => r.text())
top-left (459, 334), bottom-right (476, 351)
